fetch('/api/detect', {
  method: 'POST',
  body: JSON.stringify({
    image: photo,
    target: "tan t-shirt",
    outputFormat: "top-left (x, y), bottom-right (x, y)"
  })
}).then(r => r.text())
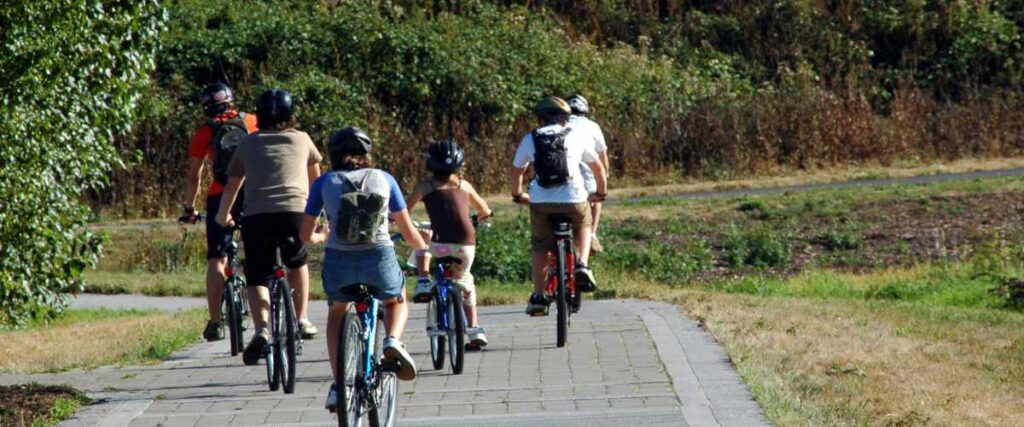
top-left (227, 128), bottom-right (323, 215)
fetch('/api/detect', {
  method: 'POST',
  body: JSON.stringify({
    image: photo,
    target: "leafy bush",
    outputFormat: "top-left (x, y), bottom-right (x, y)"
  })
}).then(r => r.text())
top-left (473, 211), bottom-right (531, 284)
top-left (723, 226), bottom-right (792, 268)
top-left (0, 1), bottom-right (165, 325)
top-left (602, 238), bottom-right (713, 285)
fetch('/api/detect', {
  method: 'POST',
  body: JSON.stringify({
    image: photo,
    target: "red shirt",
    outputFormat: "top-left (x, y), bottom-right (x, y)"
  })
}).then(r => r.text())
top-left (188, 111), bottom-right (259, 196)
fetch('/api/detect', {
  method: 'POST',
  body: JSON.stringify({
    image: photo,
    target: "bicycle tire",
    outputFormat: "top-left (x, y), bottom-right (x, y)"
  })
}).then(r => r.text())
top-left (448, 290), bottom-right (465, 375)
top-left (225, 279), bottom-right (242, 356)
top-left (267, 288), bottom-right (281, 392)
top-left (338, 310), bottom-right (364, 427)
top-left (368, 317), bottom-right (397, 427)
top-left (279, 280), bottom-right (298, 394)
top-left (555, 240), bottom-right (569, 348)
top-left (427, 291), bottom-right (445, 370)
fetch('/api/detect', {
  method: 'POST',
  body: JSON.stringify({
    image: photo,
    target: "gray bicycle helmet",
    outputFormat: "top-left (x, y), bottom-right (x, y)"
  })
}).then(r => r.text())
top-left (200, 83), bottom-right (235, 116)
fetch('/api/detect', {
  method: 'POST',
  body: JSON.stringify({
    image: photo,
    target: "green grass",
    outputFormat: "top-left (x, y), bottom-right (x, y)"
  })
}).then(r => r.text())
top-left (0, 384), bottom-right (89, 427)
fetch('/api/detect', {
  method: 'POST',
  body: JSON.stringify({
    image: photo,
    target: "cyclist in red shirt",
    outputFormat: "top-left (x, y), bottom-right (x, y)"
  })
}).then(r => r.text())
top-left (181, 83), bottom-right (259, 341)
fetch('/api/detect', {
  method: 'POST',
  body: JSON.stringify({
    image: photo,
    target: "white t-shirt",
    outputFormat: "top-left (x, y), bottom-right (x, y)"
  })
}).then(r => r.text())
top-left (568, 115), bottom-right (607, 191)
top-left (512, 123), bottom-right (598, 204)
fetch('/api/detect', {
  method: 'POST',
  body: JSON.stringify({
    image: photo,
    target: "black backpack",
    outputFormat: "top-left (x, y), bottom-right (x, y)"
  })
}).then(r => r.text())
top-left (209, 113), bottom-right (250, 185)
top-left (532, 128), bottom-right (571, 188)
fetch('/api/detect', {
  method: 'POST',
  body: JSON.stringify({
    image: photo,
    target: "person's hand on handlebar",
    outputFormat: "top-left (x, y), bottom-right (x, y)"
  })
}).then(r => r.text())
top-left (216, 210), bottom-right (235, 228)
top-left (308, 222), bottom-right (329, 244)
top-left (512, 193), bottom-right (530, 206)
top-left (178, 205), bottom-right (201, 224)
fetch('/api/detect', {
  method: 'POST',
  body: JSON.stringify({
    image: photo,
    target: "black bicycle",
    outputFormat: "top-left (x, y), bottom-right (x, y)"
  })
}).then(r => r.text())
top-left (264, 238), bottom-right (302, 394)
top-left (544, 214), bottom-right (579, 348)
top-left (223, 225), bottom-right (249, 356)
top-left (334, 285), bottom-right (399, 427)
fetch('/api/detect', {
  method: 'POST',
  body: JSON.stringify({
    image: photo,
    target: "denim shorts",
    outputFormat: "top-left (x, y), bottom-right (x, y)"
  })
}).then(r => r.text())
top-left (322, 246), bottom-right (405, 304)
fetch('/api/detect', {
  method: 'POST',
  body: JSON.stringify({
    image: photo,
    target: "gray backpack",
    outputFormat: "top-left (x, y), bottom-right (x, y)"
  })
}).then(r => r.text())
top-left (336, 171), bottom-right (386, 244)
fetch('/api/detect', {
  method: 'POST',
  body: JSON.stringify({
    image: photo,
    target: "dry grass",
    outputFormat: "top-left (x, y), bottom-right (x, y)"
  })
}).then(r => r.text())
top-left (677, 290), bottom-right (1024, 426)
top-left (0, 309), bottom-right (204, 374)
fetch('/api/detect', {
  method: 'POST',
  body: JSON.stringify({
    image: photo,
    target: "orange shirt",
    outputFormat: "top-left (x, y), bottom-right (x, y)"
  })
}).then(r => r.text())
top-left (188, 111), bottom-right (259, 196)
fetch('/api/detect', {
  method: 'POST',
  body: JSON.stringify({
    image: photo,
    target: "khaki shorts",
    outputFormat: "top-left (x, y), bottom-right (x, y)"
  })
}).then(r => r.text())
top-left (529, 203), bottom-right (592, 252)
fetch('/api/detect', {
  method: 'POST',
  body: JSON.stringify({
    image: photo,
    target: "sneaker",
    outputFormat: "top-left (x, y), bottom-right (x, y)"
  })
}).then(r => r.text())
top-left (299, 319), bottom-right (318, 339)
top-left (412, 278), bottom-right (433, 303)
top-left (525, 292), bottom-right (550, 317)
top-left (242, 329), bottom-right (270, 366)
top-left (382, 337), bottom-right (417, 381)
top-left (591, 234), bottom-right (604, 253)
top-left (574, 265), bottom-right (597, 293)
top-left (325, 384), bottom-right (338, 412)
top-left (467, 327), bottom-right (488, 347)
top-left (203, 320), bottom-right (224, 342)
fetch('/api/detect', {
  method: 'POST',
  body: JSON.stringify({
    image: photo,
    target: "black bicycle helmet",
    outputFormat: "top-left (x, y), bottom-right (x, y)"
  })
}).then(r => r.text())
top-left (534, 96), bottom-right (571, 122)
top-left (330, 126), bottom-right (373, 161)
top-left (426, 140), bottom-right (465, 173)
top-left (200, 83), bottom-right (234, 116)
top-left (567, 94), bottom-right (590, 116)
top-left (255, 88), bottom-right (293, 129)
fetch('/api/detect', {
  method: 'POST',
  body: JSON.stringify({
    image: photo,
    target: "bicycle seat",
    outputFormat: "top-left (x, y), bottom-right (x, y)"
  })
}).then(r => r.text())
top-left (435, 256), bottom-right (463, 266)
top-left (547, 214), bottom-right (573, 235)
top-left (339, 283), bottom-right (372, 299)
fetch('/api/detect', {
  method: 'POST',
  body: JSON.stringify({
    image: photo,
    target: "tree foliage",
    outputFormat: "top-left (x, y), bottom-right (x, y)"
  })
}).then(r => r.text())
top-left (0, 1), bottom-right (166, 325)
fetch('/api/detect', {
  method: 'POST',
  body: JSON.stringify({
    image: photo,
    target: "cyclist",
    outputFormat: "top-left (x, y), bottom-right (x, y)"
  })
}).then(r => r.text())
top-left (300, 127), bottom-right (428, 409)
top-left (508, 97), bottom-right (607, 316)
top-left (566, 94), bottom-right (609, 254)
top-left (181, 83), bottom-right (259, 342)
top-left (215, 88), bottom-right (322, 365)
top-left (405, 139), bottom-right (493, 347)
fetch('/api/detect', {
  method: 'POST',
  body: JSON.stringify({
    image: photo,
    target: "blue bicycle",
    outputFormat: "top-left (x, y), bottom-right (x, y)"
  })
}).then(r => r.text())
top-left (425, 255), bottom-right (469, 374)
top-left (334, 285), bottom-right (399, 427)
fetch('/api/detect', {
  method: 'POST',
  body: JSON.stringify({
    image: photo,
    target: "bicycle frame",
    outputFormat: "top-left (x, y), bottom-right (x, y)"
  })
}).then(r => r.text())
top-left (431, 263), bottom-right (466, 334)
top-left (354, 297), bottom-right (381, 386)
top-left (545, 236), bottom-right (577, 296)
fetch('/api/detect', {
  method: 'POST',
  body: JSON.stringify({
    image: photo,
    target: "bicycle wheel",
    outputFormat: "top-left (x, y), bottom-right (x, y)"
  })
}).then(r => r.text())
top-left (555, 240), bottom-right (569, 348)
top-left (337, 310), bottom-right (364, 427)
top-left (369, 317), bottom-right (397, 427)
top-left (278, 281), bottom-right (298, 394)
top-left (427, 291), bottom-right (445, 370)
top-left (225, 278), bottom-right (242, 356)
top-left (447, 290), bottom-right (465, 375)
top-left (266, 287), bottom-right (281, 391)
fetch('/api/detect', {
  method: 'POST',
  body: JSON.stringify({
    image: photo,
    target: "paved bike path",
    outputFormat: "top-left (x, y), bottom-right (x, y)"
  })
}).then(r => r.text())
top-left (3, 295), bottom-right (766, 426)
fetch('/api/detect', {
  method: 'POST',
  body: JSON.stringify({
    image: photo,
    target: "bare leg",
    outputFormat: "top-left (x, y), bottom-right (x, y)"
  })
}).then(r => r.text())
top-left (591, 202), bottom-right (603, 236)
top-left (326, 303), bottom-right (348, 378)
top-left (531, 251), bottom-right (549, 294)
top-left (288, 265), bottom-right (310, 322)
top-left (464, 300), bottom-right (478, 328)
top-left (205, 258), bottom-right (227, 322)
top-left (416, 251), bottom-right (431, 278)
top-left (383, 289), bottom-right (409, 339)
top-left (249, 284), bottom-right (271, 331)
top-left (575, 225), bottom-right (593, 266)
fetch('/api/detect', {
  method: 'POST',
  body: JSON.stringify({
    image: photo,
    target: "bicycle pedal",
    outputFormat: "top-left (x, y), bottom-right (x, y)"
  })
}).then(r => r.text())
top-left (465, 343), bottom-right (482, 351)
top-left (427, 329), bottom-right (447, 337)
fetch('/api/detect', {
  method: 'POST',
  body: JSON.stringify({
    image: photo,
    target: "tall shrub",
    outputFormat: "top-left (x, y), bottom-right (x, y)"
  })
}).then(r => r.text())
top-left (0, 1), bottom-right (166, 325)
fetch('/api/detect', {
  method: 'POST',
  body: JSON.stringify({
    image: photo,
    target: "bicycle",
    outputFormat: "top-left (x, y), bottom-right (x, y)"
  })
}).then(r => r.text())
top-left (425, 255), bottom-right (469, 374)
top-left (222, 225), bottom-right (250, 356)
top-left (540, 214), bottom-right (579, 348)
top-left (333, 285), bottom-right (400, 427)
top-left (178, 212), bottom-right (250, 356)
top-left (263, 238), bottom-right (303, 394)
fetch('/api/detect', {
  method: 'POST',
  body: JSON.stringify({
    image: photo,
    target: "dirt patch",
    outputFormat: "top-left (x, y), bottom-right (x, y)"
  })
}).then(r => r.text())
top-left (0, 384), bottom-right (86, 426)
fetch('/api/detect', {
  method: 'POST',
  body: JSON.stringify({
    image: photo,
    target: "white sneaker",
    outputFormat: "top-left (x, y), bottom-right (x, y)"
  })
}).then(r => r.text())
top-left (467, 327), bottom-right (488, 347)
top-left (382, 337), bottom-right (417, 381)
top-left (325, 384), bottom-right (338, 412)
top-left (299, 319), bottom-right (318, 339)
top-left (413, 278), bottom-right (433, 303)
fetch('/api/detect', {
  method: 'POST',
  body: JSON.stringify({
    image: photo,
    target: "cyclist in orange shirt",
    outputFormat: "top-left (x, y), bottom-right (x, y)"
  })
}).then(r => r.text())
top-left (181, 83), bottom-right (259, 341)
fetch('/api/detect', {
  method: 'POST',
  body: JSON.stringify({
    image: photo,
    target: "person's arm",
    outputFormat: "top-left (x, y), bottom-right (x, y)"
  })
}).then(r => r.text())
top-left (216, 176), bottom-right (244, 226)
top-left (508, 166), bottom-right (530, 205)
top-left (184, 157), bottom-right (203, 213)
top-left (463, 181), bottom-right (492, 220)
top-left (587, 160), bottom-right (607, 202)
top-left (307, 163), bottom-right (321, 188)
top-left (301, 175), bottom-right (328, 244)
top-left (600, 151), bottom-right (610, 178)
top-left (405, 181), bottom-right (428, 213)
top-left (393, 209), bottom-right (429, 251)
top-left (300, 214), bottom-right (328, 244)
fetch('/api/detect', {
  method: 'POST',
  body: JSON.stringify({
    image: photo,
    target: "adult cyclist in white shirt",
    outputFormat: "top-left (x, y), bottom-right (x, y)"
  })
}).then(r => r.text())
top-left (508, 96), bottom-right (607, 316)
top-left (566, 94), bottom-right (609, 254)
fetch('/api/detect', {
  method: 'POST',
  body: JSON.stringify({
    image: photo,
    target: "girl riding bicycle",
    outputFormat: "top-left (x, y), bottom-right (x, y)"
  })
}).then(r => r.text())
top-left (405, 140), bottom-right (492, 347)
top-left (300, 127), bottom-right (428, 411)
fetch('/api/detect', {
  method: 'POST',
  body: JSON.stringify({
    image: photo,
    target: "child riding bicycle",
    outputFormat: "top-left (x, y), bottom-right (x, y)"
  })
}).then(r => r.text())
top-left (405, 139), bottom-right (493, 347)
top-left (508, 97), bottom-right (607, 316)
top-left (300, 127), bottom-right (429, 411)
